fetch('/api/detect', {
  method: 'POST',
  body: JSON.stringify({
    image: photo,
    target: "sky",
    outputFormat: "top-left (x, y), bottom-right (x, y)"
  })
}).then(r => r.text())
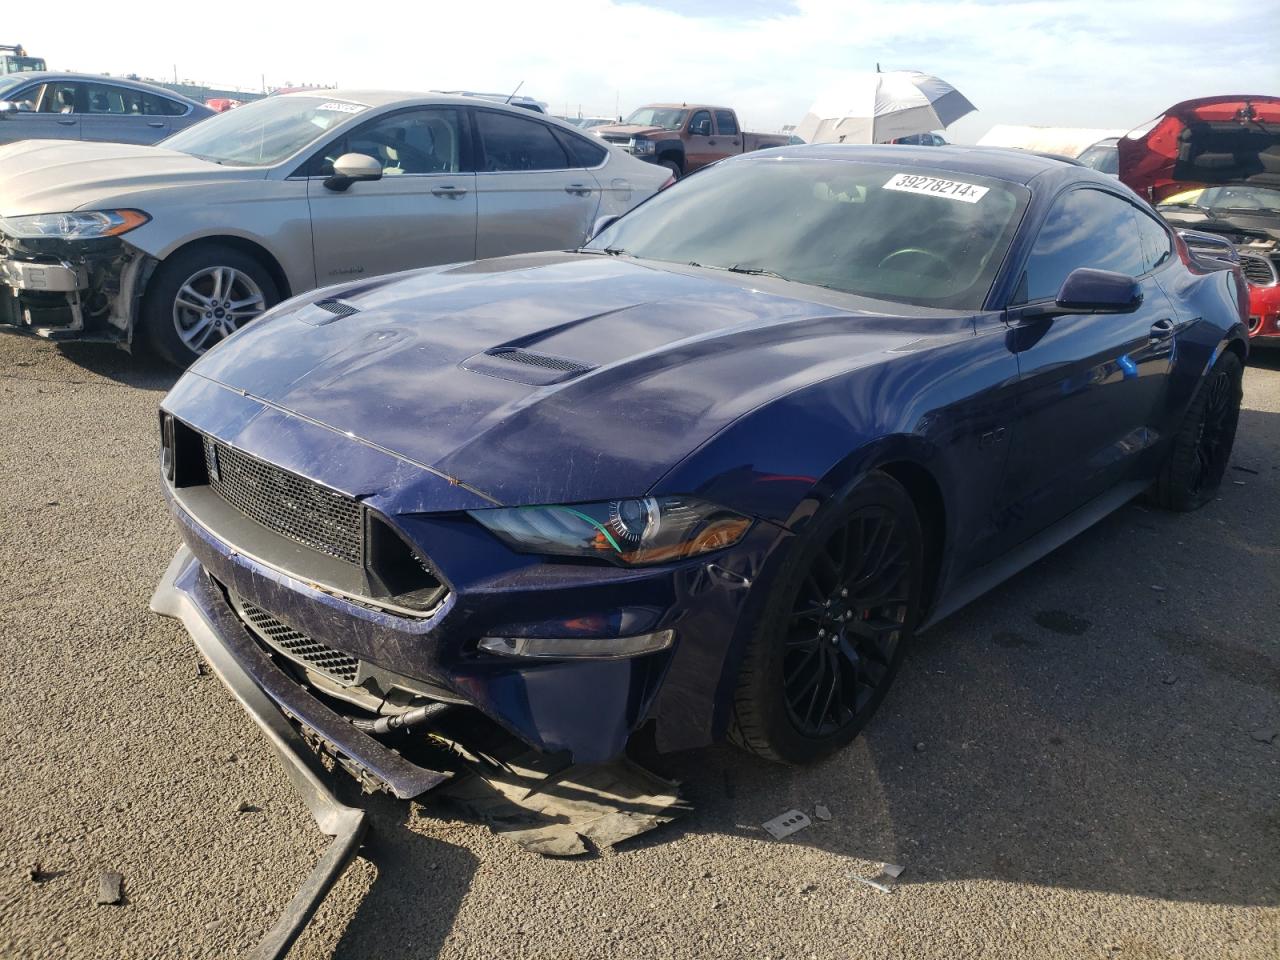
top-left (10, 0), bottom-right (1278, 143)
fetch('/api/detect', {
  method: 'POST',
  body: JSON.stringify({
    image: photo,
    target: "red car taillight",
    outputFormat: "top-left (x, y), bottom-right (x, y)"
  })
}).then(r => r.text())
top-left (659, 175), bottom-right (676, 191)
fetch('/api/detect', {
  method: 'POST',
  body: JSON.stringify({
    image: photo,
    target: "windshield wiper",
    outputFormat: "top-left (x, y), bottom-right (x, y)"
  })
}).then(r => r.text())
top-left (576, 246), bottom-right (631, 256)
top-left (727, 264), bottom-right (790, 281)
top-left (1158, 201), bottom-right (1210, 212)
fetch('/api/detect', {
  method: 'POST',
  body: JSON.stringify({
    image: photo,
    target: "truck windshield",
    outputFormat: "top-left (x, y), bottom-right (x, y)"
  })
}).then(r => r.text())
top-left (161, 95), bottom-right (369, 166)
top-left (588, 157), bottom-right (1029, 310)
top-left (624, 107), bottom-right (686, 131)
top-left (1, 57), bottom-right (44, 73)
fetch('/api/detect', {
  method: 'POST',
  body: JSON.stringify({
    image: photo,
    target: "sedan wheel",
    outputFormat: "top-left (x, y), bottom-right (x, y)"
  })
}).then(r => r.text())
top-left (731, 472), bottom-right (923, 764)
top-left (173, 266), bottom-right (266, 354)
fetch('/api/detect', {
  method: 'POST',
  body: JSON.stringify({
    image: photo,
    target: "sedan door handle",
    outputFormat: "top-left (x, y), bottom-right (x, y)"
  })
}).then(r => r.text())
top-left (430, 186), bottom-right (467, 198)
top-left (147, 121), bottom-right (165, 128)
top-left (564, 183), bottom-right (593, 196)
top-left (1149, 318), bottom-right (1176, 340)
top-left (708, 139), bottom-right (717, 146)
top-left (57, 118), bottom-right (77, 125)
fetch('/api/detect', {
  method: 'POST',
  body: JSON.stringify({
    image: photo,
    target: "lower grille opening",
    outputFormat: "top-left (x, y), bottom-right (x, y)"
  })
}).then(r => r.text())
top-left (233, 594), bottom-right (360, 686)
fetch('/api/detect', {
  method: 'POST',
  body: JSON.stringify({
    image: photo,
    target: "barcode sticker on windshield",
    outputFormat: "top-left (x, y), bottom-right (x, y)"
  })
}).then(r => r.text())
top-left (884, 173), bottom-right (989, 203)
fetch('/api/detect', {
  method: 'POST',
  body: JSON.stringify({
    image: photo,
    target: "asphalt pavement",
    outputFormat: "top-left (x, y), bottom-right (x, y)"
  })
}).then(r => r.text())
top-left (1, 330), bottom-right (1277, 959)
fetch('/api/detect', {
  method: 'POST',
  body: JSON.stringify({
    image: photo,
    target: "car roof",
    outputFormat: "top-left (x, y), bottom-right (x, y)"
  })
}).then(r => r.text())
top-left (737, 143), bottom-right (1113, 187)
top-left (276, 88), bottom-right (555, 113)
top-left (2, 71), bottom-right (205, 105)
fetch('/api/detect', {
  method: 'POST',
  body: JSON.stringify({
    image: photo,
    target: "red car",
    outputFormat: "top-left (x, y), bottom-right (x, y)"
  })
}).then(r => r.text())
top-left (1119, 95), bottom-right (1280, 345)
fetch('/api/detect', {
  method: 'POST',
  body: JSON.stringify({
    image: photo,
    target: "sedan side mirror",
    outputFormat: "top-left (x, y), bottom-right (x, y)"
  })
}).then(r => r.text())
top-left (1055, 267), bottom-right (1143, 314)
top-left (324, 152), bottom-right (383, 192)
top-left (0, 102), bottom-right (14, 117)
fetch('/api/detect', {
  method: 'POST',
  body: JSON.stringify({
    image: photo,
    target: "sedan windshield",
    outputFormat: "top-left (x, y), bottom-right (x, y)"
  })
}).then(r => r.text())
top-left (161, 95), bottom-right (369, 166)
top-left (624, 107), bottom-right (686, 130)
top-left (589, 158), bottom-right (1028, 310)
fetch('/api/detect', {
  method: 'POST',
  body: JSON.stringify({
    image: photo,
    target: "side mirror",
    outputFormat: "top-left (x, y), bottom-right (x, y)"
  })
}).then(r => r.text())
top-left (0, 102), bottom-right (14, 117)
top-left (1055, 267), bottom-right (1143, 313)
top-left (324, 152), bottom-right (383, 192)
top-left (590, 214), bottom-right (619, 240)
top-left (690, 120), bottom-right (711, 137)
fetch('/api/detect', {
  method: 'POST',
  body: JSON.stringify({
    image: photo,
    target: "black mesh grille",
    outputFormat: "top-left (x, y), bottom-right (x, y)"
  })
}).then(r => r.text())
top-left (314, 298), bottom-right (359, 319)
top-left (488, 348), bottom-right (591, 374)
top-left (204, 438), bottom-right (364, 565)
top-left (236, 596), bottom-right (359, 685)
top-left (1240, 255), bottom-right (1277, 287)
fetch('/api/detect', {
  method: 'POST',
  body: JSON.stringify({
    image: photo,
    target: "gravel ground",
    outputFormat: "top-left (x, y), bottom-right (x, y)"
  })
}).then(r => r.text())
top-left (1, 330), bottom-right (1277, 960)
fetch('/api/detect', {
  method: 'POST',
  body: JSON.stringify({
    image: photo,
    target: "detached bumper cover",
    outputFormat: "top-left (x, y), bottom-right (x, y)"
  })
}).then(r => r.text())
top-left (151, 546), bottom-right (407, 959)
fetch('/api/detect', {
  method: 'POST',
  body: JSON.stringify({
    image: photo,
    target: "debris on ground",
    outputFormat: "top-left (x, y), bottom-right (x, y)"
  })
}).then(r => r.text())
top-left (853, 862), bottom-right (904, 894)
top-left (762, 809), bottom-right (812, 840)
top-left (195, 659), bottom-right (209, 677)
top-left (236, 801), bottom-right (260, 813)
top-left (28, 862), bottom-right (42, 883)
top-left (1251, 729), bottom-right (1276, 744)
top-left (914, 741), bottom-right (926, 752)
top-left (437, 745), bottom-right (688, 857)
top-left (96, 871), bottom-right (124, 906)
top-left (1232, 465), bottom-right (1260, 475)
top-left (1150, 585), bottom-right (1166, 592)
top-left (1161, 674), bottom-right (1178, 686)
top-left (814, 804), bottom-right (832, 822)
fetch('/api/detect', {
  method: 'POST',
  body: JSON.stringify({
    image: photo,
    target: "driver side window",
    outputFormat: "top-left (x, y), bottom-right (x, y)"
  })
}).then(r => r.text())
top-left (1015, 188), bottom-right (1146, 303)
top-left (309, 108), bottom-right (462, 177)
top-left (688, 110), bottom-right (712, 137)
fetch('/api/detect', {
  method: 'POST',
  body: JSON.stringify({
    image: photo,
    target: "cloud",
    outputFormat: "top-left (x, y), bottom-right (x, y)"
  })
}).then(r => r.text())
top-left (16, 0), bottom-right (1273, 142)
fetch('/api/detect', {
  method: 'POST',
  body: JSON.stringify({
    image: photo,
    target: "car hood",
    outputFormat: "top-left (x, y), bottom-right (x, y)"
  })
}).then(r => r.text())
top-left (1118, 95), bottom-right (1280, 204)
top-left (0, 139), bottom-right (261, 216)
top-left (186, 252), bottom-right (970, 506)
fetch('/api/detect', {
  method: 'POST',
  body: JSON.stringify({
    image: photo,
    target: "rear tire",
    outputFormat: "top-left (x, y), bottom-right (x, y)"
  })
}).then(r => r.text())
top-left (730, 472), bottom-right (924, 764)
top-left (139, 243), bottom-right (279, 368)
top-left (1149, 351), bottom-right (1243, 511)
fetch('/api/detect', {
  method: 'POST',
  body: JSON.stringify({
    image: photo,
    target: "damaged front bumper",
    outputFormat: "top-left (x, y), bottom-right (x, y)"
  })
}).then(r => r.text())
top-left (0, 233), bottom-right (150, 343)
top-left (151, 547), bottom-right (385, 959)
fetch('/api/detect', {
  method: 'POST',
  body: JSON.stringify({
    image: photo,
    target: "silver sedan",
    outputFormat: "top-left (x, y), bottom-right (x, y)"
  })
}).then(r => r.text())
top-left (0, 91), bottom-right (671, 365)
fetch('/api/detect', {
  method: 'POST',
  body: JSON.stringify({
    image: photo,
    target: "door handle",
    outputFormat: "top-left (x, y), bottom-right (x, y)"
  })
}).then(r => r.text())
top-left (565, 184), bottom-right (593, 196)
top-left (708, 139), bottom-right (717, 145)
top-left (147, 121), bottom-right (165, 128)
top-left (57, 118), bottom-right (76, 125)
top-left (1149, 318), bottom-right (1176, 340)
top-left (430, 186), bottom-right (467, 198)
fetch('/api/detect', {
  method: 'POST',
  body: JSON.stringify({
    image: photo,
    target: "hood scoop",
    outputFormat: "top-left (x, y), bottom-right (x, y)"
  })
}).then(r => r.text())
top-left (299, 298), bottom-right (361, 326)
top-left (461, 347), bottom-right (595, 385)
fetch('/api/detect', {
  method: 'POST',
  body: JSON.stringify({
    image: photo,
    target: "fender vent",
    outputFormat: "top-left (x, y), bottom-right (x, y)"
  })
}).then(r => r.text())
top-left (487, 348), bottom-right (592, 374)
top-left (1239, 255), bottom-right (1277, 287)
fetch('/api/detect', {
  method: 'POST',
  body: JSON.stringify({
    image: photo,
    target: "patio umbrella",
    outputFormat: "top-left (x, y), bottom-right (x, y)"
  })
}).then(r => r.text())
top-left (796, 69), bottom-right (976, 144)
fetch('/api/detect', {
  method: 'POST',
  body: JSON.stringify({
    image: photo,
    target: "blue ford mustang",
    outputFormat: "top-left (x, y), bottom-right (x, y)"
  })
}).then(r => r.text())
top-left (153, 145), bottom-right (1248, 792)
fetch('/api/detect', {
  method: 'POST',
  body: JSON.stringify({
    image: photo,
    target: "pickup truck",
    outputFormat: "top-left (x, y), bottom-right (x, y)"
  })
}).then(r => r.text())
top-left (594, 103), bottom-right (790, 178)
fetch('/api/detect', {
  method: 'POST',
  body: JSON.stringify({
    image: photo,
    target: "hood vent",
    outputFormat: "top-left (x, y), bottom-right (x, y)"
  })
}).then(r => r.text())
top-left (299, 298), bottom-right (360, 326)
top-left (461, 346), bottom-right (595, 386)
top-left (488, 347), bottom-right (592, 375)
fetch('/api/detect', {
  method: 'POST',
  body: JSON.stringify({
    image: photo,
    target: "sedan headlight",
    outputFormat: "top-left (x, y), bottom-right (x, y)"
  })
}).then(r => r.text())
top-left (469, 496), bottom-right (751, 566)
top-left (630, 138), bottom-right (656, 155)
top-left (0, 209), bottom-right (150, 240)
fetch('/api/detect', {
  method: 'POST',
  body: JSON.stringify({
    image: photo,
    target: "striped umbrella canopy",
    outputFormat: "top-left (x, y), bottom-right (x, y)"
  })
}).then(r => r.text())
top-left (796, 70), bottom-right (976, 145)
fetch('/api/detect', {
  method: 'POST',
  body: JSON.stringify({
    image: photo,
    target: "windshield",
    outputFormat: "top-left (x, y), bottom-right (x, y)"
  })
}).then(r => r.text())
top-left (1159, 185), bottom-right (1280, 214)
top-left (588, 158), bottom-right (1028, 310)
top-left (623, 107), bottom-right (686, 131)
top-left (1077, 143), bottom-right (1118, 174)
top-left (161, 96), bottom-right (369, 166)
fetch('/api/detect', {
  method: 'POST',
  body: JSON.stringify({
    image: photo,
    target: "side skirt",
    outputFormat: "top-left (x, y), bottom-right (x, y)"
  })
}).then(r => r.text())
top-left (920, 479), bottom-right (1149, 633)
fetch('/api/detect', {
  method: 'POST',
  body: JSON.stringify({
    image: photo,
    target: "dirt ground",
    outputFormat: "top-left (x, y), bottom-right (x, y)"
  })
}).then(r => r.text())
top-left (1, 330), bottom-right (1277, 959)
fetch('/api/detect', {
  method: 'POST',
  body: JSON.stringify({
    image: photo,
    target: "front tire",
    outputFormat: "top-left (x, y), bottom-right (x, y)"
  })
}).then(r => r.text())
top-left (659, 158), bottom-right (683, 179)
top-left (139, 244), bottom-right (279, 368)
top-left (1149, 351), bottom-right (1243, 511)
top-left (730, 472), bottom-right (924, 764)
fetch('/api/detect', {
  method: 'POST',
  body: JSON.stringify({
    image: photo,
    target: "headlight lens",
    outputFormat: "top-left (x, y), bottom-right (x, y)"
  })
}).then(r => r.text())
top-left (630, 138), bottom-right (656, 155)
top-left (469, 496), bottom-right (751, 566)
top-left (0, 209), bottom-right (150, 240)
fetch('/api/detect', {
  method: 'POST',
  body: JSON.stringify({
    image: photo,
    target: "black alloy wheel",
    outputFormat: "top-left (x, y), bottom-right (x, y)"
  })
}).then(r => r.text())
top-left (782, 505), bottom-right (912, 737)
top-left (1150, 350), bottom-right (1243, 511)
top-left (732, 472), bottom-right (924, 764)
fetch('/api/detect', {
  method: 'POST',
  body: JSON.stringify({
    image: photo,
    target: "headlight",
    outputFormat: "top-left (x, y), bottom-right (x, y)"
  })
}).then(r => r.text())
top-left (469, 496), bottom-right (751, 566)
top-left (0, 209), bottom-right (150, 240)
top-left (630, 138), bottom-right (656, 155)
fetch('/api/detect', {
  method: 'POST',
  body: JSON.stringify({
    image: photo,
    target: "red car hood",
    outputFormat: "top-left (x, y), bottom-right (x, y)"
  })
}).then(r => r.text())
top-left (1118, 95), bottom-right (1280, 203)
